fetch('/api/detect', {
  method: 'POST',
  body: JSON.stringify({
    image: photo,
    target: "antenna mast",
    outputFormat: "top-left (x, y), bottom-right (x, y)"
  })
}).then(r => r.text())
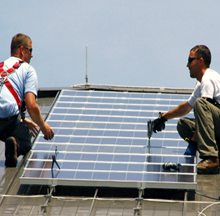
top-left (85, 45), bottom-right (88, 84)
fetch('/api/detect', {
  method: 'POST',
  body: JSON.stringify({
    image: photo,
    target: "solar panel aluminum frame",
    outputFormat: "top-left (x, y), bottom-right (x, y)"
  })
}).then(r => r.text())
top-left (20, 89), bottom-right (197, 190)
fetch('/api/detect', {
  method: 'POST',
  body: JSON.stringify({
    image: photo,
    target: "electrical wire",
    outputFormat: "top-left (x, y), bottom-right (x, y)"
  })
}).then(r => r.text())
top-left (1, 192), bottom-right (220, 215)
top-left (188, 190), bottom-right (220, 201)
top-left (0, 193), bottom-right (218, 204)
top-left (197, 201), bottom-right (220, 216)
top-left (0, 194), bottom-right (44, 198)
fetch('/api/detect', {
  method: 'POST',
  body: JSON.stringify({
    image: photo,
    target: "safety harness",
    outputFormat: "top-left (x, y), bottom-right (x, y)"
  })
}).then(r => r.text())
top-left (0, 60), bottom-right (23, 111)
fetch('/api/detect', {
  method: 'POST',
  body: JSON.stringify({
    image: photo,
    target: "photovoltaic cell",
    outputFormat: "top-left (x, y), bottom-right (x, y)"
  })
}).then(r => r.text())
top-left (20, 90), bottom-right (197, 189)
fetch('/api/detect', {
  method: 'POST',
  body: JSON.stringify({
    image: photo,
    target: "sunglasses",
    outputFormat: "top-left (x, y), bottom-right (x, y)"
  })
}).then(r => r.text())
top-left (23, 46), bottom-right (33, 54)
top-left (18, 46), bottom-right (33, 54)
top-left (188, 57), bottom-right (200, 64)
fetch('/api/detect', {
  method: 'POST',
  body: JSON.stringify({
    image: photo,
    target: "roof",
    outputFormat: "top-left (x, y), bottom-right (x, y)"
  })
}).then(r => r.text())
top-left (0, 85), bottom-right (220, 216)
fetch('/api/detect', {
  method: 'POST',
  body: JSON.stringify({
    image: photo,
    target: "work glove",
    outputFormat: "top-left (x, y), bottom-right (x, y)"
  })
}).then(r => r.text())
top-left (153, 113), bottom-right (167, 133)
top-left (184, 140), bottom-right (197, 156)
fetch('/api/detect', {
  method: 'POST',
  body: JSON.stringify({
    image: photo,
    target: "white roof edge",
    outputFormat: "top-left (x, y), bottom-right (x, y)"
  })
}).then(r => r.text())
top-left (71, 83), bottom-right (194, 94)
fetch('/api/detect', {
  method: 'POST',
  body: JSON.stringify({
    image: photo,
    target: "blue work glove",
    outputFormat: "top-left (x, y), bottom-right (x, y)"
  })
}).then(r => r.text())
top-left (184, 140), bottom-right (197, 156)
top-left (153, 113), bottom-right (167, 133)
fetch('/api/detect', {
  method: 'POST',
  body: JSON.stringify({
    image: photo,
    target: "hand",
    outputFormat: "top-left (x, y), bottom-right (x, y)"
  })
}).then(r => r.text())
top-left (24, 118), bottom-right (39, 138)
top-left (40, 122), bottom-right (54, 140)
top-left (153, 114), bottom-right (167, 133)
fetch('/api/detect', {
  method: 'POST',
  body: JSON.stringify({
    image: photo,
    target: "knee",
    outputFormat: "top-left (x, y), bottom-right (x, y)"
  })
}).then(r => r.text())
top-left (194, 97), bottom-right (206, 113)
top-left (177, 119), bottom-right (182, 133)
top-left (177, 118), bottom-right (195, 140)
top-left (177, 118), bottom-right (185, 138)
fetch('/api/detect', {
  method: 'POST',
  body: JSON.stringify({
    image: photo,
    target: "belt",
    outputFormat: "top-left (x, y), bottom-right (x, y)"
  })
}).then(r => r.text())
top-left (0, 114), bottom-right (19, 122)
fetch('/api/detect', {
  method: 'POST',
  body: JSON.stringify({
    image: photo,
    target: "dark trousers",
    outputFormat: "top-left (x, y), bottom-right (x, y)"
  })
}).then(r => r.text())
top-left (0, 114), bottom-right (32, 156)
top-left (177, 98), bottom-right (220, 158)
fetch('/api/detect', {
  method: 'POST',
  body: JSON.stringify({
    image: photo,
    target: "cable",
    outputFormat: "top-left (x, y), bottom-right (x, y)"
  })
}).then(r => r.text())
top-left (2, 193), bottom-right (220, 215)
top-left (187, 190), bottom-right (220, 201)
top-left (54, 196), bottom-right (135, 202)
top-left (142, 198), bottom-right (214, 204)
top-left (0, 193), bottom-right (218, 204)
top-left (198, 201), bottom-right (220, 216)
top-left (0, 194), bottom-right (44, 198)
top-left (195, 192), bottom-right (220, 201)
top-left (198, 212), bottom-right (206, 216)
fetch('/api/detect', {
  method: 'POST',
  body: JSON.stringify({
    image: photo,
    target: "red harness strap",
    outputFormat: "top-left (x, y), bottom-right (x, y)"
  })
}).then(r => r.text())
top-left (0, 60), bottom-right (23, 111)
top-left (0, 62), bottom-right (4, 73)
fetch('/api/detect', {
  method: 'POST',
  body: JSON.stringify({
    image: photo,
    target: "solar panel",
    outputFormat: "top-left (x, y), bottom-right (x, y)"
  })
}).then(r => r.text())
top-left (20, 90), bottom-right (197, 189)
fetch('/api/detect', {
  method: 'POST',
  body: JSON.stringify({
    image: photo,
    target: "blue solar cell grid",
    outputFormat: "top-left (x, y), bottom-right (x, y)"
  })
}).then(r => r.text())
top-left (20, 90), bottom-right (197, 189)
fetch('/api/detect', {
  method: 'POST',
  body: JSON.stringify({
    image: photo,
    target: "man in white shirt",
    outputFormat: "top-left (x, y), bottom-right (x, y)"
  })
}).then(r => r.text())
top-left (153, 45), bottom-right (220, 174)
top-left (0, 33), bottom-right (54, 167)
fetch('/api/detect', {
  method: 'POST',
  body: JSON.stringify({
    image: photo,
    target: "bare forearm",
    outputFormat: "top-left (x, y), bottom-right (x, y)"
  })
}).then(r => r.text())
top-left (163, 101), bottom-right (193, 120)
top-left (25, 92), bottom-right (54, 140)
top-left (25, 92), bottom-right (45, 129)
top-left (27, 105), bottom-right (44, 128)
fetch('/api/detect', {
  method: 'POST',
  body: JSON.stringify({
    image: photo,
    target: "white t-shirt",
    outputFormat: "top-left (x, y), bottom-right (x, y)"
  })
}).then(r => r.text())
top-left (188, 68), bottom-right (220, 106)
top-left (0, 57), bottom-right (38, 118)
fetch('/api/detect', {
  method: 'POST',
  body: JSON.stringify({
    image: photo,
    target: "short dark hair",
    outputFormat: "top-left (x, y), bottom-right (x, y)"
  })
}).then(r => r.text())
top-left (191, 45), bottom-right (211, 68)
top-left (11, 33), bottom-right (31, 55)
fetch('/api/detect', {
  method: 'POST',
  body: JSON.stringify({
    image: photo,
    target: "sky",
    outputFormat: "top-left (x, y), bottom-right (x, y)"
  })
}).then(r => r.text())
top-left (1, 1), bottom-right (220, 89)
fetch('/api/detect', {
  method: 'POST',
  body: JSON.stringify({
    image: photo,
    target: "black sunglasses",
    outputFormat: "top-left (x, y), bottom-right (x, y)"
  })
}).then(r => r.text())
top-left (23, 46), bottom-right (33, 54)
top-left (188, 57), bottom-right (200, 64)
top-left (18, 46), bottom-right (33, 54)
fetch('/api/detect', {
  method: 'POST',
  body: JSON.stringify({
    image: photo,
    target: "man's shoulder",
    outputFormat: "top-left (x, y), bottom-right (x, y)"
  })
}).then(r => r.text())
top-left (5, 57), bottom-right (36, 74)
top-left (20, 61), bottom-right (35, 72)
top-left (3, 56), bottom-right (21, 63)
top-left (203, 68), bottom-right (220, 80)
top-left (205, 68), bottom-right (219, 75)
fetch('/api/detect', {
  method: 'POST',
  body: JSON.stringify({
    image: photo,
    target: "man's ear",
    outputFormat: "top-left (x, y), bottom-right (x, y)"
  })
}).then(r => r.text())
top-left (199, 57), bottom-right (205, 65)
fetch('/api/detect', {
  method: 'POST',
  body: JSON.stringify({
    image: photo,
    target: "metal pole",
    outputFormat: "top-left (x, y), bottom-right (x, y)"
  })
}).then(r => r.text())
top-left (85, 45), bottom-right (88, 84)
top-left (88, 188), bottom-right (98, 216)
top-left (134, 189), bottom-right (143, 216)
top-left (39, 186), bottom-right (55, 216)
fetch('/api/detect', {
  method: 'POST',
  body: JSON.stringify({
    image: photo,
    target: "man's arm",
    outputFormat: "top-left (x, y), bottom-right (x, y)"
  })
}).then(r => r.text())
top-left (24, 118), bottom-right (39, 138)
top-left (163, 101), bottom-right (193, 120)
top-left (153, 101), bottom-right (193, 133)
top-left (25, 92), bottom-right (54, 140)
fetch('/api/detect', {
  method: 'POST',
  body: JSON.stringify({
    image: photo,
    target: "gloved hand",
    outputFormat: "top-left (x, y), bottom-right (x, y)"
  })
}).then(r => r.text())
top-left (153, 113), bottom-right (167, 133)
top-left (184, 140), bottom-right (197, 156)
